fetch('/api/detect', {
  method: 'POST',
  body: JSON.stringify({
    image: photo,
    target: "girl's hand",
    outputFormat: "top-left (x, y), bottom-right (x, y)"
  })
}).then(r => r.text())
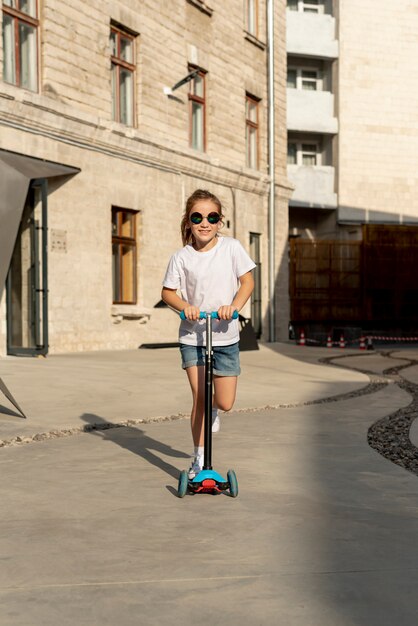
top-left (217, 305), bottom-right (237, 320)
top-left (182, 305), bottom-right (200, 321)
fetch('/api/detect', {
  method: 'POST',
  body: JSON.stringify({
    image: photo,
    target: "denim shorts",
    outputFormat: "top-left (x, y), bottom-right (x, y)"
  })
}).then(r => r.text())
top-left (179, 342), bottom-right (240, 377)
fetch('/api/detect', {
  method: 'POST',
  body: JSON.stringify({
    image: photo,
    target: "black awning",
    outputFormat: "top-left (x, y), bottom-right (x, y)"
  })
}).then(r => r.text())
top-left (0, 150), bottom-right (80, 299)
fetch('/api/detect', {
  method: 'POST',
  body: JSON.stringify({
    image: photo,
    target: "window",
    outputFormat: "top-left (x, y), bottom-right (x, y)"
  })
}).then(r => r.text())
top-left (303, 0), bottom-right (321, 13)
top-left (112, 208), bottom-right (137, 304)
top-left (246, 0), bottom-right (258, 37)
top-left (301, 70), bottom-right (318, 90)
top-left (301, 143), bottom-right (317, 165)
top-left (246, 94), bottom-right (259, 169)
top-left (188, 67), bottom-right (206, 151)
top-left (287, 0), bottom-right (324, 13)
top-left (110, 25), bottom-right (135, 126)
top-left (287, 142), bottom-right (297, 165)
top-left (2, 0), bottom-right (39, 91)
top-left (287, 139), bottom-right (321, 166)
top-left (287, 69), bottom-right (297, 88)
top-left (287, 67), bottom-right (321, 91)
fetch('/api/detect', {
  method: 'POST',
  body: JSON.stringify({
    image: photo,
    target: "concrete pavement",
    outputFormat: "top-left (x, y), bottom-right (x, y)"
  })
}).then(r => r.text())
top-left (0, 343), bottom-right (368, 444)
top-left (1, 343), bottom-right (418, 625)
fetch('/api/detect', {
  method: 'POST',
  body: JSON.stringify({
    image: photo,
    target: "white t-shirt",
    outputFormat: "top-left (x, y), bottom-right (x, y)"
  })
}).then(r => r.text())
top-left (163, 236), bottom-right (256, 346)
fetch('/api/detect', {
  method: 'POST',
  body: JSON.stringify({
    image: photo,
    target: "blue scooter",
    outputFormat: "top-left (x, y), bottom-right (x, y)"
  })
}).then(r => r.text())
top-left (177, 310), bottom-right (239, 498)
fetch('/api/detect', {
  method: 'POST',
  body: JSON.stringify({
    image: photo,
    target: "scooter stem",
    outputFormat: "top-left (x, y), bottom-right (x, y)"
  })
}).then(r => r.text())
top-left (203, 313), bottom-right (213, 470)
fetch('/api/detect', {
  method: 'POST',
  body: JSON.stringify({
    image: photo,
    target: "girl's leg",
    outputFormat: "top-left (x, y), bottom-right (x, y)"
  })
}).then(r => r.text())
top-left (185, 365), bottom-right (205, 446)
top-left (213, 375), bottom-right (238, 412)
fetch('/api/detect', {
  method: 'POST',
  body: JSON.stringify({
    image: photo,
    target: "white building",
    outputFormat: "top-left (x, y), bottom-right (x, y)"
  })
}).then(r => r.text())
top-left (286, 0), bottom-right (418, 240)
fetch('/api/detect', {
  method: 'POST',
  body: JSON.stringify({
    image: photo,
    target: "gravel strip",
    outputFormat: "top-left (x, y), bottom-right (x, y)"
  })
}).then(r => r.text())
top-left (320, 351), bottom-right (418, 477)
top-left (0, 414), bottom-right (188, 449)
top-left (367, 353), bottom-right (418, 476)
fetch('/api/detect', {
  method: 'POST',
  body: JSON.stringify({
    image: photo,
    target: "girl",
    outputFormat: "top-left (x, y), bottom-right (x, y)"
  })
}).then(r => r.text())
top-left (162, 189), bottom-right (255, 478)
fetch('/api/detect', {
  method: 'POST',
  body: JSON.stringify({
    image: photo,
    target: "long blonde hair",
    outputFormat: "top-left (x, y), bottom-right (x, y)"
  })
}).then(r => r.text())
top-left (180, 189), bottom-right (224, 246)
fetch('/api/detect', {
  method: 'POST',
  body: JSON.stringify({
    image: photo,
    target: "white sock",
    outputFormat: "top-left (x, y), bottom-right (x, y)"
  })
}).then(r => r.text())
top-left (212, 408), bottom-right (218, 417)
top-left (194, 446), bottom-right (204, 459)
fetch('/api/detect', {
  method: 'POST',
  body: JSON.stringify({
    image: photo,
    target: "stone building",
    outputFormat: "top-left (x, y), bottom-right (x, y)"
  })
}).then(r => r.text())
top-left (0, 0), bottom-right (291, 356)
top-left (286, 0), bottom-right (418, 240)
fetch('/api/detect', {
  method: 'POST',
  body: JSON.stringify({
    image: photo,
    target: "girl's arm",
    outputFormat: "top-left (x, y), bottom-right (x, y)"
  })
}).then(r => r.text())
top-left (218, 271), bottom-right (255, 320)
top-left (161, 287), bottom-right (200, 320)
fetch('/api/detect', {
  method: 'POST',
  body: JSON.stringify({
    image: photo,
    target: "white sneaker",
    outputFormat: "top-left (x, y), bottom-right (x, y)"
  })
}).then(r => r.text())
top-left (188, 456), bottom-right (203, 479)
top-left (212, 409), bottom-right (221, 433)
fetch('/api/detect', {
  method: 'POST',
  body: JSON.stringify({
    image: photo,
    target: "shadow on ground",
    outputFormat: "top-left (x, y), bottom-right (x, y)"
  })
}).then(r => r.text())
top-left (80, 413), bottom-right (189, 480)
top-left (0, 404), bottom-right (22, 418)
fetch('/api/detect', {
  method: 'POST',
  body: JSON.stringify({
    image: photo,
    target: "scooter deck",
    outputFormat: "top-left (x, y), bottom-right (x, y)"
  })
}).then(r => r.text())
top-left (189, 469), bottom-right (229, 494)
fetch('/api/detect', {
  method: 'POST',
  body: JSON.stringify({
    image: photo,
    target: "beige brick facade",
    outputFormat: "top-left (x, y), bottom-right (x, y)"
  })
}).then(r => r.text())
top-left (287, 0), bottom-right (418, 242)
top-left (338, 0), bottom-right (418, 225)
top-left (0, 0), bottom-right (291, 355)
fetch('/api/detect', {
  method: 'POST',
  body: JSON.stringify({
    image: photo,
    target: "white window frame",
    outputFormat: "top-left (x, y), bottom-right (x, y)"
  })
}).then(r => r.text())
top-left (2, 0), bottom-right (39, 92)
top-left (287, 0), bottom-right (325, 14)
top-left (246, 93), bottom-right (260, 169)
top-left (188, 66), bottom-right (206, 152)
top-left (110, 24), bottom-right (136, 127)
top-left (287, 139), bottom-right (322, 166)
top-left (245, 0), bottom-right (258, 37)
top-left (287, 66), bottom-right (323, 91)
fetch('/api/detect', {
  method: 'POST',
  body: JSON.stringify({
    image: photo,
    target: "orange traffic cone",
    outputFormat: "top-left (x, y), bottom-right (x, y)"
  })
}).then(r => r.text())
top-left (326, 334), bottom-right (332, 348)
top-left (359, 336), bottom-right (366, 350)
top-left (299, 329), bottom-right (306, 346)
top-left (339, 334), bottom-right (345, 349)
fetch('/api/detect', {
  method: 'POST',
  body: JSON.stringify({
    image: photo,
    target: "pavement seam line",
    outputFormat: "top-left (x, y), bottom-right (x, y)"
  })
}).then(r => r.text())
top-left (4, 565), bottom-right (418, 593)
top-left (0, 574), bottom-right (264, 592)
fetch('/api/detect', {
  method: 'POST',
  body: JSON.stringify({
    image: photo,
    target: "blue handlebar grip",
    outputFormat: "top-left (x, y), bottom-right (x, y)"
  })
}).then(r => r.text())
top-left (180, 310), bottom-right (238, 320)
top-left (210, 310), bottom-right (239, 319)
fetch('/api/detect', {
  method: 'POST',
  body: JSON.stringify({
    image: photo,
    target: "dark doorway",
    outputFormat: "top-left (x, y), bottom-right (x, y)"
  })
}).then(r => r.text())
top-left (250, 232), bottom-right (262, 338)
top-left (6, 179), bottom-right (48, 356)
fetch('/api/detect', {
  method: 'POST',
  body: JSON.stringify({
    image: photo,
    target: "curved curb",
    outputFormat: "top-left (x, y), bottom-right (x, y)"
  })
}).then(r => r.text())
top-left (319, 351), bottom-right (418, 477)
top-left (0, 359), bottom-right (384, 449)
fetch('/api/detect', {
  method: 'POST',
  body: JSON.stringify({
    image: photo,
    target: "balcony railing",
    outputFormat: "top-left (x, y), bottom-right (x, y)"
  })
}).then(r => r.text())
top-left (287, 164), bottom-right (337, 209)
top-left (286, 11), bottom-right (338, 59)
top-left (287, 88), bottom-right (338, 134)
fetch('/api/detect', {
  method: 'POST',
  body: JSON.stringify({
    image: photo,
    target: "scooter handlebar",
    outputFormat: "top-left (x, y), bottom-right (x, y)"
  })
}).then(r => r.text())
top-left (180, 310), bottom-right (239, 321)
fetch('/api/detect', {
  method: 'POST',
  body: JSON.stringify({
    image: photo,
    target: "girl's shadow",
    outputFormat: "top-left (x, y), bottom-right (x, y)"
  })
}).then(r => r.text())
top-left (80, 413), bottom-right (189, 481)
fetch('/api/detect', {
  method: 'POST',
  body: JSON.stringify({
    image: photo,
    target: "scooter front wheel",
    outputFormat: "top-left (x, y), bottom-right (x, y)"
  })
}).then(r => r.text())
top-left (177, 470), bottom-right (189, 498)
top-left (227, 469), bottom-right (238, 498)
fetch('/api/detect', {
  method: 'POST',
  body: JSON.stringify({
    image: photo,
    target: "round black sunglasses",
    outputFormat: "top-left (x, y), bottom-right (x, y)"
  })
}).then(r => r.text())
top-left (190, 211), bottom-right (221, 225)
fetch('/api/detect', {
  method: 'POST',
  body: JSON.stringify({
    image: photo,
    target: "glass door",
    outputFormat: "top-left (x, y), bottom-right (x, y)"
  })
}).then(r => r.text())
top-left (6, 179), bottom-right (48, 356)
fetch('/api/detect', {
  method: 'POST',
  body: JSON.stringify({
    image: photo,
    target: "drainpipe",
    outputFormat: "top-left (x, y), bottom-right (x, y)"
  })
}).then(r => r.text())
top-left (267, 0), bottom-right (275, 342)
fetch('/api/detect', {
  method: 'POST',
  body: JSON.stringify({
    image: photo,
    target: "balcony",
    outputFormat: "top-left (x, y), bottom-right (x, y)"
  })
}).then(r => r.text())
top-left (286, 11), bottom-right (338, 59)
top-left (287, 165), bottom-right (337, 209)
top-left (287, 88), bottom-right (338, 134)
